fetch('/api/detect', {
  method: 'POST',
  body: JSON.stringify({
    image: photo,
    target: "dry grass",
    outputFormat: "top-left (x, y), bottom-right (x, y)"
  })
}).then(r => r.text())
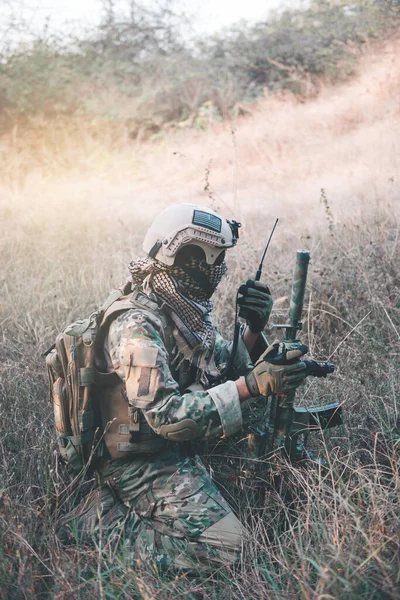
top-left (0, 37), bottom-right (399, 599)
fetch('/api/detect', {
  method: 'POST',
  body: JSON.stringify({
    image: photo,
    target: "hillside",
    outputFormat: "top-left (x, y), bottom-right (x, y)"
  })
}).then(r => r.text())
top-left (2, 35), bottom-right (399, 229)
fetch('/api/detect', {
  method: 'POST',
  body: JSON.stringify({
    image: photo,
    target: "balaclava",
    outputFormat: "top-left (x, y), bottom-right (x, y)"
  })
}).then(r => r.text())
top-left (129, 245), bottom-right (227, 346)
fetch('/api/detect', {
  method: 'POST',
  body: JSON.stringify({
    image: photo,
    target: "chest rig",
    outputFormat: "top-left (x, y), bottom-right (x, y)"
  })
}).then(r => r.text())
top-left (95, 284), bottom-right (221, 461)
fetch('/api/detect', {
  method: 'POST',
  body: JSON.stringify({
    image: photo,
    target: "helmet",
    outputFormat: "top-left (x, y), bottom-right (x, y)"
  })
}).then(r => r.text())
top-left (142, 204), bottom-right (240, 266)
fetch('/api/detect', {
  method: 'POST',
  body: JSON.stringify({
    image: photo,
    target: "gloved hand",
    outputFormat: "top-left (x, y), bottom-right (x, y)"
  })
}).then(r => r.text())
top-left (237, 279), bottom-right (273, 333)
top-left (245, 341), bottom-right (308, 397)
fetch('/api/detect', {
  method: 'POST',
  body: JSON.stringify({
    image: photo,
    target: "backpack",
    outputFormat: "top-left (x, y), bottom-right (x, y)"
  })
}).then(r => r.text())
top-left (46, 285), bottom-right (171, 474)
top-left (45, 289), bottom-right (124, 474)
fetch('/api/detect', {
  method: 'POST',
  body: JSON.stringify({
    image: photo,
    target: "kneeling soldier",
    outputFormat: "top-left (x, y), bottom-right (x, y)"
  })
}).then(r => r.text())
top-left (57, 204), bottom-right (307, 571)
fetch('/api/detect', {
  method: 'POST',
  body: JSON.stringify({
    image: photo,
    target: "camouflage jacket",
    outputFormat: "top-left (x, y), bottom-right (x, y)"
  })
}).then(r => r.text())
top-left (102, 293), bottom-right (254, 443)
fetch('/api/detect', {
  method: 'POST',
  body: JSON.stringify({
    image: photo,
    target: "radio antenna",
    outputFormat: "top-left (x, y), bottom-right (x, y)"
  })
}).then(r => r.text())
top-left (255, 218), bottom-right (279, 281)
top-left (218, 218), bottom-right (279, 382)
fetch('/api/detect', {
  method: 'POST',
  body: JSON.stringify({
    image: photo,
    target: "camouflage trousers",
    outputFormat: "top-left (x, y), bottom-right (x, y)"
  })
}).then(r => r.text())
top-left (57, 449), bottom-right (244, 572)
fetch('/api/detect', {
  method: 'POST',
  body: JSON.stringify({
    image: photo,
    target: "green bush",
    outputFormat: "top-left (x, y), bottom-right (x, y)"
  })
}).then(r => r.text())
top-left (203, 1), bottom-right (383, 97)
top-left (0, 1), bottom-right (397, 132)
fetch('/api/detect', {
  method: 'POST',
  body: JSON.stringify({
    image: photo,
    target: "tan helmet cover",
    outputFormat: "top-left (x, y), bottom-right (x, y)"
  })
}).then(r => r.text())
top-left (142, 204), bottom-right (239, 266)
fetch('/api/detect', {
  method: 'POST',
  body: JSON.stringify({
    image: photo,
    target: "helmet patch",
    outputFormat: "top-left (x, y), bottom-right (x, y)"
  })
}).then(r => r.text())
top-left (192, 210), bottom-right (222, 233)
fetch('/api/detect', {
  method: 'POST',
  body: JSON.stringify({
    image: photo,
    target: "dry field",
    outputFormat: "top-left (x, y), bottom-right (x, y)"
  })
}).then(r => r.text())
top-left (0, 35), bottom-right (399, 599)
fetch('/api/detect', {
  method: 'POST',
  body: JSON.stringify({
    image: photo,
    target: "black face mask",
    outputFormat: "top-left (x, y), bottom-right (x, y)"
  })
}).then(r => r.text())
top-left (172, 245), bottom-right (227, 301)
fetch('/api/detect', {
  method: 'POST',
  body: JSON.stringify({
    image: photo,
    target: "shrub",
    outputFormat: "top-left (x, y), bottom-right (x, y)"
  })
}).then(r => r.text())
top-left (0, 1), bottom-right (397, 133)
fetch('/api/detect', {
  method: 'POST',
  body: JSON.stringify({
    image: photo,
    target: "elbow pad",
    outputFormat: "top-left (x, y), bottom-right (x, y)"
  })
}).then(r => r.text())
top-left (158, 419), bottom-right (200, 442)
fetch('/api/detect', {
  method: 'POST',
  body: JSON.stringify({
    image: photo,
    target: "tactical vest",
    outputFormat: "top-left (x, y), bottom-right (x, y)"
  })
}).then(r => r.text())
top-left (96, 285), bottom-right (222, 462)
top-left (95, 287), bottom-right (173, 461)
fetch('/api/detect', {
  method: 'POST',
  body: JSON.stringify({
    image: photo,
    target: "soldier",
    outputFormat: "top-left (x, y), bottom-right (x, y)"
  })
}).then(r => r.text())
top-left (58, 204), bottom-right (307, 571)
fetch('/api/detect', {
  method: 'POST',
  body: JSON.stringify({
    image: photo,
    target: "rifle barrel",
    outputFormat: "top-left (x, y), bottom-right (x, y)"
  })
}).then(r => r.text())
top-left (287, 249), bottom-right (310, 340)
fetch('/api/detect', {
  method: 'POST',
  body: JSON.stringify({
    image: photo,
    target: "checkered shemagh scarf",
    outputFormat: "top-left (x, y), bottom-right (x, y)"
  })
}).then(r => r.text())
top-left (129, 255), bottom-right (227, 347)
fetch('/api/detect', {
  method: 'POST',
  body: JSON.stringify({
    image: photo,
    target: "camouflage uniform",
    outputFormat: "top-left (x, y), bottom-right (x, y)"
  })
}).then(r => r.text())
top-left (55, 203), bottom-right (279, 572)
top-left (61, 293), bottom-right (254, 572)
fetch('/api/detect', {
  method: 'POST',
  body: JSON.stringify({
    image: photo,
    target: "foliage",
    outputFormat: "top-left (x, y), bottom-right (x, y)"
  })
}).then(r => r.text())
top-left (0, 1), bottom-right (398, 133)
top-left (199, 0), bottom-right (382, 99)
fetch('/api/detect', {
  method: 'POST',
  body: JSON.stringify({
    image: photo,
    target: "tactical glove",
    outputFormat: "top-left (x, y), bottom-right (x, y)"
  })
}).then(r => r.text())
top-left (245, 341), bottom-right (308, 397)
top-left (237, 279), bottom-right (273, 333)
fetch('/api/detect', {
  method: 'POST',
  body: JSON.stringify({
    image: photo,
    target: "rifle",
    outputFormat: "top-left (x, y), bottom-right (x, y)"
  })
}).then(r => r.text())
top-left (247, 249), bottom-right (343, 462)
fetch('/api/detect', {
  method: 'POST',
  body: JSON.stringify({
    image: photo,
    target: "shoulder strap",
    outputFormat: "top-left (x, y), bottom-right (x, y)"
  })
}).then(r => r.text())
top-left (97, 286), bottom-right (172, 351)
top-left (101, 288), bottom-right (125, 314)
top-left (129, 289), bottom-right (174, 350)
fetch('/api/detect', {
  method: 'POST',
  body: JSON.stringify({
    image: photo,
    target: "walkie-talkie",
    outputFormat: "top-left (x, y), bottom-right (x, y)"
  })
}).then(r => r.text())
top-left (238, 218), bottom-right (279, 322)
top-left (220, 219), bottom-right (279, 381)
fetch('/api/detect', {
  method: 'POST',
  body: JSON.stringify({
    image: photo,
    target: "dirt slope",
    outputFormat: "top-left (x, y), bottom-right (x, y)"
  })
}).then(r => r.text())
top-left (149, 35), bottom-right (400, 224)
